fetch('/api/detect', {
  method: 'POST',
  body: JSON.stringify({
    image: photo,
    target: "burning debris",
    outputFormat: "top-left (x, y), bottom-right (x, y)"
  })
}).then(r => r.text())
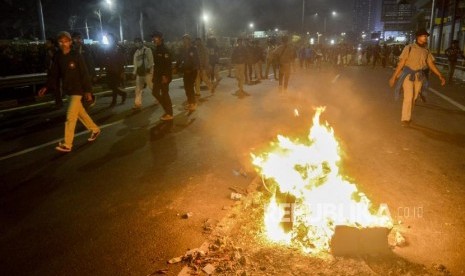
top-left (251, 107), bottom-right (393, 254)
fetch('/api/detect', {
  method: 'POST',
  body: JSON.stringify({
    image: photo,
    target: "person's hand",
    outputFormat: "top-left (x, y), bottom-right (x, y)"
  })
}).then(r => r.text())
top-left (389, 76), bottom-right (396, 88)
top-left (84, 92), bottom-right (92, 102)
top-left (439, 75), bottom-right (446, 86)
top-left (161, 75), bottom-right (169, 84)
top-left (38, 87), bottom-right (47, 97)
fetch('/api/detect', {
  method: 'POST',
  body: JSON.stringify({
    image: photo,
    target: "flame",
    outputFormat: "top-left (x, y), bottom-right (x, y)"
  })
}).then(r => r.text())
top-left (252, 107), bottom-right (393, 253)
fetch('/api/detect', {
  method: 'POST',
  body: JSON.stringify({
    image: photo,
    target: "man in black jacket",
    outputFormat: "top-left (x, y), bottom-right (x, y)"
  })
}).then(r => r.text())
top-left (39, 31), bottom-right (100, 152)
top-left (151, 31), bottom-right (174, 121)
top-left (177, 34), bottom-right (199, 111)
top-left (445, 40), bottom-right (465, 84)
top-left (102, 33), bottom-right (127, 107)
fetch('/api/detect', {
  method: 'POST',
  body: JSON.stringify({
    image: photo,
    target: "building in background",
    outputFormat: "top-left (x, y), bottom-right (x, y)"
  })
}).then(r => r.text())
top-left (392, 0), bottom-right (464, 53)
top-left (382, 0), bottom-right (417, 42)
top-left (354, 0), bottom-right (384, 42)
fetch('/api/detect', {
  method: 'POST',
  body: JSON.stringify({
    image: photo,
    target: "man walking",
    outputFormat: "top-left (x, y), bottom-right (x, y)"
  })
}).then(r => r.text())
top-left (177, 34), bottom-right (199, 111)
top-left (445, 40), bottom-right (465, 84)
top-left (151, 32), bottom-right (174, 121)
top-left (389, 29), bottom-right (445, 127)
top-left (231, 38), bottom-right (249, 97)
top-left (132, 37), bottom-right (154, 110)
top-left (38, 31), bottom-right (100, 152)
top-left (274, 36), bottom-right (296, 92)
top-left (102, 33), bottom-right (127, 107)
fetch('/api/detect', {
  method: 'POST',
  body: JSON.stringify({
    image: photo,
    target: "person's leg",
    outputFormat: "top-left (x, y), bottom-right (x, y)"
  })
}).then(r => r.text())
top-left (63, 96), bottom-right (81, 148)
top-left (134, 75), bottom-right (144, 107)
top-left (77, 99), bottom-right (99, 133)
top-left (185, 70), bottom-right (197, 104)
top-left (161, 82), bottom-right (173, 116)
top-left (448, 61), bottom-right (456, 83)
top-left (195, 70), bottom-right (201, 95)
top-left (283, 64), bottom-right (291, 90)
top-left (401, 78), bottom-right (415, 122)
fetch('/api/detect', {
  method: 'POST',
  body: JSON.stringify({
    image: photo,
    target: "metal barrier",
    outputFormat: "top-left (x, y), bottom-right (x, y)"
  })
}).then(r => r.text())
top-left (0, 58), bottom-right (232, 93)
top-left (434, 56), bottom-right (465, 70)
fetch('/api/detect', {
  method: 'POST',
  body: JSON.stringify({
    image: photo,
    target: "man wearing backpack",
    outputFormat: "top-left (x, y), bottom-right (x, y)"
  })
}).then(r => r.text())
top-left (132, 37), bottom-right (154, 110)
top-left (38, 31), bottom-right (100, 152)
top-left (389, 29), bottom-right (445, 127)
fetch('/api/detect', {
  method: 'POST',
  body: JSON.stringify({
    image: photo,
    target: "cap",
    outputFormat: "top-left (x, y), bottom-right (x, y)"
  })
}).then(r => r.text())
top-left (151, 31), bottom-right (163, 38)
top-left (57, 31), bottom-right (71, 40)
top-left (415, 28), bottom-right (430, 37)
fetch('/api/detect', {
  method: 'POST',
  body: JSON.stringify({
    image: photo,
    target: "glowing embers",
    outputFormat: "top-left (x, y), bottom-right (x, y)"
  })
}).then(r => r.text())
top-left (252, 107), bottom-right (393, 254)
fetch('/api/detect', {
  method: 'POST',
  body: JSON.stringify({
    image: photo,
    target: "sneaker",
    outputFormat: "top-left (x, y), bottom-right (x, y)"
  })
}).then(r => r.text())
top-left (188, 103), bottom-right (197, 111)
top-left (132, 105), bottom-right (142, 110)
top-left (55, 143), bottom-right (71, 152)
top-left (401, 120), bottom-right (411, 127)
top-left (160, 114), bottom-right (174, 121)
top-left (240, 90), bottom-right (250, 96)
top-left (88, 130), bottom-right (101, 142)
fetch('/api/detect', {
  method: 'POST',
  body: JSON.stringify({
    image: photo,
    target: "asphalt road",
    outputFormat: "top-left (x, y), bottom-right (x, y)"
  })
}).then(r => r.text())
top-left (1, 64), bottom-right (464, 275)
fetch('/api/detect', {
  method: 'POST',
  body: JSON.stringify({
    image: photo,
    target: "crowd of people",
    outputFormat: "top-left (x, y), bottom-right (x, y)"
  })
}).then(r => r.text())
top-left (3, 28), bottom-right (464, 151)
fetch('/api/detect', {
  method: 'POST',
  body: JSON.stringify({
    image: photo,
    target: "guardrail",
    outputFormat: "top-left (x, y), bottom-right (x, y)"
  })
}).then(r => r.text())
top-left (0, 57), bottom-right (232, 92)
top-left (434, 56), bottom-right (465, 69)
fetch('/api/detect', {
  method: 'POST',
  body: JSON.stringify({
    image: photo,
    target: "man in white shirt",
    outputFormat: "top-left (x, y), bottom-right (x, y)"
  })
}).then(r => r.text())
top-left (132, 37), bottom-right (154, 110)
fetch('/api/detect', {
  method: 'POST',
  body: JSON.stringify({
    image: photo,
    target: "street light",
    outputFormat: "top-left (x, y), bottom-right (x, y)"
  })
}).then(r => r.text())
top-left (202, 13), bottom-right (209, 41)
top-left (249, 23), bottom-right (254, 38)
top-left (104, 0), bottom-right (123, 42)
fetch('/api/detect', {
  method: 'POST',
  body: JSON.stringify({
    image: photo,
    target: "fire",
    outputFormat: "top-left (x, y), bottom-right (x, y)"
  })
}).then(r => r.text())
top-left (252, 107), bottom-right (393, 253)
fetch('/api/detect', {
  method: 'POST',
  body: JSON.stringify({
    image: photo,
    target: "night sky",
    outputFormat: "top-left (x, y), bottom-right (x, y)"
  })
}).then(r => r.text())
top-left (0, 0), bottom-right (354, 41)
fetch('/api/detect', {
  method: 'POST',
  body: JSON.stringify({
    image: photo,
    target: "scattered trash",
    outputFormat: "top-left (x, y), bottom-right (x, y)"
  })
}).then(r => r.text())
top-left (230, 192), bottom-right (242, 201)
top-left (167, 256), bottom-right (183, 264)
top-left (203, 218), bottom-right (218, 233)
top-left (202, 263), bottom-right (216, 275)
top-left (232, 168), bottom-right (248, 178)
top-left (395, 231), bottom-right (406, 247)
top-left (181, 212), bottom-right (193, 219)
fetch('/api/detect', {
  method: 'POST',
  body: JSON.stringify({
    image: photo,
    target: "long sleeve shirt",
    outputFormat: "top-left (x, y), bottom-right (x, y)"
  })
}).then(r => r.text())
top-left (46, 50), bottom-right (92, 96)
top-left (133, 46), bottom-right (154, 75)
top-left (153, 43), bottom-right (172, 79)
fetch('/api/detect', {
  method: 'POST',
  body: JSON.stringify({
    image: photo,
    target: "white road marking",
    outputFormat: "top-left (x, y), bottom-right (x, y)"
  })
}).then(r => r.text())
top-left (428, 87), bottom-right (465, 111)
top-left (0, 119), bottom-right (125, 161)
top-left (331, 74), bottom-right (340, 84)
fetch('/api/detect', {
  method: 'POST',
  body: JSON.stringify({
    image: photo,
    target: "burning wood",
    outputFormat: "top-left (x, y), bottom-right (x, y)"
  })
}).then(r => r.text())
top-left (252, 107), bottom-right (393, 254)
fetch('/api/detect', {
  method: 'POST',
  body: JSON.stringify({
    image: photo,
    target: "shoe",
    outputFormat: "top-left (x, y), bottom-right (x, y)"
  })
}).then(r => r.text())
top-left (195, 93), bottom-right (201, 97)
top-left (132, 105), bottom-right (142, 110)
top-left (160, 114), bottom-right (174, 121)
top-left (188, 103), bottom-right (197, 111)
top-left (88, 130), bottom-right (101, 142)
top-left (241, 90), bottom-right (250, 96)
top-left (121, 92), bottom-right (127, 104)
top-left (55, 143), bottom-right (71, 152)
top-left (401, 120), bottom-right (411, 127)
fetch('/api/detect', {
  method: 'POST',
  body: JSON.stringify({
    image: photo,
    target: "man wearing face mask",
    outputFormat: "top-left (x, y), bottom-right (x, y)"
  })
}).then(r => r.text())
top-left (132, 37), bottom-right (154, 110)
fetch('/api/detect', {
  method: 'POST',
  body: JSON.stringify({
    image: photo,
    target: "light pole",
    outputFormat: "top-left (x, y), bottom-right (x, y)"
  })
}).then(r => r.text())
top-left (105, 0), bottom-right (123, 42)
top-left (301, 0), bottom-right (306, 34)
top-left (202, 13), bottom-right (209, 41)
top-left (249, 23), bottom-right (254, 38)
top-left (95, 9), bottom-right (103, 39)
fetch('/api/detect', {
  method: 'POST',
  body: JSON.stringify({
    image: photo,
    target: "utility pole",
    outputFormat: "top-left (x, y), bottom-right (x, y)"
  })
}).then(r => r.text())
top-left (37, 0), bottom-right (46, 41)
top-left (301, 0), bottom-right (305, 34)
